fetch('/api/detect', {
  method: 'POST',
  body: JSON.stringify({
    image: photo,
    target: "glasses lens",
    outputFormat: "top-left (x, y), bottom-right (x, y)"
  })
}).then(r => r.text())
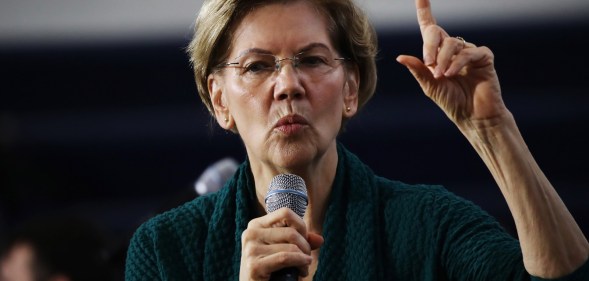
top-left (227, 49), bottom-right (344, 88)
top-left (235, 53), bottom-right (276, 81)
top-left (295, 49), bottom-right (340, 78)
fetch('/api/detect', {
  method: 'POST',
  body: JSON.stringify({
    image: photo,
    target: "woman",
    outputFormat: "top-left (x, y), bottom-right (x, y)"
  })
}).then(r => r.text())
top-left (125, 0), bottom-right (589, 280)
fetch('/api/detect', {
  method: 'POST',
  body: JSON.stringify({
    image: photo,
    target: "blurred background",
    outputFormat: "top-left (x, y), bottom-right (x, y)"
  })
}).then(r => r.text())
top-left (1, 0), bottom-right (588, 278)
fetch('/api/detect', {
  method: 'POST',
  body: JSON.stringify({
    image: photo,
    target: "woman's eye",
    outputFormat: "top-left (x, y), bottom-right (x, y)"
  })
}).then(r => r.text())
top-left (299, 56), bottom-right (327, 66)
top-left (243, 61), bottom-right (273, 73)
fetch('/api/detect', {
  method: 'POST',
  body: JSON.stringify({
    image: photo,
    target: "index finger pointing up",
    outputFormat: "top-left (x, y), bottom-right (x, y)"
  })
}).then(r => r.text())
top-left (416, 0), bottom-right (436, 35)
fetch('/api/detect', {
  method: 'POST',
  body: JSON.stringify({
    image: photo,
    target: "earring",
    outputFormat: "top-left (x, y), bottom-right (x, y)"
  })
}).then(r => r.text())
top-left (224, 117), bottom-right (228, 122)
top-left (346, 107), bottom-right (351, 112)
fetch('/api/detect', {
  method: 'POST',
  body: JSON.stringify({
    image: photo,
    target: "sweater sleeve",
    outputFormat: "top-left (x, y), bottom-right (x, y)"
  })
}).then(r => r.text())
top-left (434, 189), bottom-right (588, 281)
top-left (530, 259), bottom-right (589, 281)
top-left (433, 188), bottom-right (527, 281)
top-left (124, 197), bottom-right (214, 281)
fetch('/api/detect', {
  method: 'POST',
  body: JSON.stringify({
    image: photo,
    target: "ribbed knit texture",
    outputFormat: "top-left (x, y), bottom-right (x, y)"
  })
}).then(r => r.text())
top-left (125, 143), bottom-right (589, 280)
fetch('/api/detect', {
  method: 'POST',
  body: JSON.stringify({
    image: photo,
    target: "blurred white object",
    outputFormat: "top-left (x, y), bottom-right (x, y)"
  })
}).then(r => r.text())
top-left (194, 158), bottom-right (239, 195)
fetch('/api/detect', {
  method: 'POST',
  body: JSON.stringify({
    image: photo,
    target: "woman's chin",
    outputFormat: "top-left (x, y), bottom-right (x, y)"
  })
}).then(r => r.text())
top-left (269, 143), bottom-right (317, 171)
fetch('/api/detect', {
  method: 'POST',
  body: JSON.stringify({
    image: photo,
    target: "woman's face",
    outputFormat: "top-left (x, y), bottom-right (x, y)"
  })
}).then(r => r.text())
top-left (208, 0), bottom-right (358, 171)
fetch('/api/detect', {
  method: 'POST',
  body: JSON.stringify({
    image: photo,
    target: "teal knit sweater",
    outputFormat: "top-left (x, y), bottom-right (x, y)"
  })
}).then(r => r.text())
top-left (126, 144), bottom-right (588, 280)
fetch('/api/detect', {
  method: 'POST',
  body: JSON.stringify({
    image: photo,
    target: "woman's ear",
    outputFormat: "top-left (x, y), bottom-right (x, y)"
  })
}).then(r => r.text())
top-left (208, 74), bottom-right (234, 130)
top-left (343, 65), bottom-right (360, 118)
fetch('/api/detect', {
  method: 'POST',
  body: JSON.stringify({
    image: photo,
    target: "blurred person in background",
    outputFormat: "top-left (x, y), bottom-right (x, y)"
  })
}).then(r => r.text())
top-left (0, 216), bottom-right (113, 281)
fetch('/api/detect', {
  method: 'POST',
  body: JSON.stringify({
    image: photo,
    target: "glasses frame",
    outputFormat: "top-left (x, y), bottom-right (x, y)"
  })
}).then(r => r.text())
top-left (214, 51), bottom-right (350, 82)
top-left (221, 51), bottom-right (348, 69)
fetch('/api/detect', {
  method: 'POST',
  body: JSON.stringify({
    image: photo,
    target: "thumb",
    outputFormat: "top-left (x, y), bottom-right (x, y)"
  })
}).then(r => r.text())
top-left (396, 55), bottom-right (436, 97)
top-left (307, 232), bottom-right (324, 250)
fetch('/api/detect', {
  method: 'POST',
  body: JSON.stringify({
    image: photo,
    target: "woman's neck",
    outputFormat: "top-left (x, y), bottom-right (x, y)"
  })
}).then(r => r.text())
top-left (251, 143), bottom-right (339, 233)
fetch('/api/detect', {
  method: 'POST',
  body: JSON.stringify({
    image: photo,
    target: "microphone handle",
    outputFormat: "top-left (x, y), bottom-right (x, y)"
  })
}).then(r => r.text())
top-left (270, 267), bottom-right (298, 281)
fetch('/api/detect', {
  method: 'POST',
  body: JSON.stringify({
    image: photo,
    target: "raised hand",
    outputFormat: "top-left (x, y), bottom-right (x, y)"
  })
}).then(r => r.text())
top-left (397, 0), bottom-right (508, 128)
top-left (398, 1), bottom-right (589, 278)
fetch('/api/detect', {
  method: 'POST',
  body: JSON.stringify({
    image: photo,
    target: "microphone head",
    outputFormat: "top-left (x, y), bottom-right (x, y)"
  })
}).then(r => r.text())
top-left (265, 174), bottom-right (308, 218)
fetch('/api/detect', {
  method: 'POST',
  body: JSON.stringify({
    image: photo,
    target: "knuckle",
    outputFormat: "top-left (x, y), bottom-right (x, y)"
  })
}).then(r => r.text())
top-left (242, 245), bottom-right (255, 257)
top-left (241, 228), bottom-right (251, 240)
top-left (285, 228), bottom-right (300, 242)
top-left (241, 228), bottom-right (257, 244)
top-left (424, 25), bottom-right (438, 35)
top-left (247, 218), bottom-right (258, 229)
top-left (288, 243), bottom-right (302, 253)
top-left (241, 230), bottom-right (248, 244)
top-left (242, 245), bottom-right (251, 257)
top-left (276, 252), bottom-right (291, 265)
top-left (482, 46), bottom-right (494, 57)
top-left (250, 263), bottom-right (264, 277)
top-left (242, 243), bottom-right (255, 257)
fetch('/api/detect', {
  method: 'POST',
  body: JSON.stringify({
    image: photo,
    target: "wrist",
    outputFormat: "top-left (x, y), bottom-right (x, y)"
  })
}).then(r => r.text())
top-left (457, 110), bottom-right (517, 146)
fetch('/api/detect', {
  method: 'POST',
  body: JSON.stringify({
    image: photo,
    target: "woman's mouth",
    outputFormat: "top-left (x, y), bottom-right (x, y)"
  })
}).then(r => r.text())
top-left (273, 114), bottom-right (309, 135)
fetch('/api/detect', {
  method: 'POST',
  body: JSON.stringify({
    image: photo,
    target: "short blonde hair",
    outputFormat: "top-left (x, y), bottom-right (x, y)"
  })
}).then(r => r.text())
top-left (187, 0), bottom-right (378, 115)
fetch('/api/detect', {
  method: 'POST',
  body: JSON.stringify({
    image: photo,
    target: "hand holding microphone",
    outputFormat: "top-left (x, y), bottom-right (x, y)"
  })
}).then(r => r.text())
top-left (239, 174), bottom-right (323, 281)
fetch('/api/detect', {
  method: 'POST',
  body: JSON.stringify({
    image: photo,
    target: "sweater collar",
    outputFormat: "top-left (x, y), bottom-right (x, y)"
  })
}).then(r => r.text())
top-left (213, 143), bottom-right (380, 280)
top-left (314, 142), bottom-right (381, 280)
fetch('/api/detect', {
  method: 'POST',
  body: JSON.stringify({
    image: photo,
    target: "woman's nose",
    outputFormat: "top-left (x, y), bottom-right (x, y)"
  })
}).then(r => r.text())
top-left (273, 62), bottom-right (305, 101)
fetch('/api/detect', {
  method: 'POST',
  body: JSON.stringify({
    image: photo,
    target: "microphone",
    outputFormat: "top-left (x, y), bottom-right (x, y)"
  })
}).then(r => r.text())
top-left (264, 174), bottom-right (308, 281)
top-left (194, 157), bottom-right (239, 196)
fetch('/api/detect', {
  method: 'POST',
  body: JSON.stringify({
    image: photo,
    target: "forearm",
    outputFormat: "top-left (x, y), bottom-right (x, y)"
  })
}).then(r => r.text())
top-left (458, 111), bottom-right (589, 278)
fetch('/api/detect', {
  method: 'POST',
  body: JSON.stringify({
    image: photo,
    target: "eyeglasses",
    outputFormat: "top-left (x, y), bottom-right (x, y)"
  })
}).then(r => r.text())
top-left (216, 48), bottom-right (349, 88)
